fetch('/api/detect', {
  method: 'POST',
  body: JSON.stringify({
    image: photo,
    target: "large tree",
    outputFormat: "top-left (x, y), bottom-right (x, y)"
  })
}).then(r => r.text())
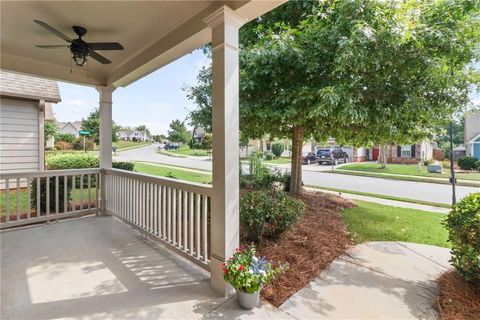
top-left (81, 108), bottom-right (120, 143)
top-left (186, 0), bottom-right (480, 194)
top-left (167, 119), bottom-right (190, 144)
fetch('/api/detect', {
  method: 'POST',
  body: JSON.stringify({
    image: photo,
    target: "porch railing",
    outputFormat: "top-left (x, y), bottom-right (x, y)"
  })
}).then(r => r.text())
top-left (103, 168), bottom-right (213, 269)
top-left (0, 168), bottom-right (100, 229)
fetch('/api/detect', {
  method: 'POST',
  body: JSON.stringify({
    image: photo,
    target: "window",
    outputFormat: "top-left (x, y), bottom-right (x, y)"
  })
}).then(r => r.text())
top-left (401, 145), bottom-right (411, 158)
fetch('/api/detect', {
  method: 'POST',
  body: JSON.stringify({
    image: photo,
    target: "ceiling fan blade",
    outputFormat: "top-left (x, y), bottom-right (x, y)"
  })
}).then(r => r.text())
top-left (89, 50), bottom-right (111, 64)
top-left (88, 42), bottom-right (123, 50)
top-left (34, 20), bottom-right (71, 43)
top-left (35, 45), bottom-right (69, 49)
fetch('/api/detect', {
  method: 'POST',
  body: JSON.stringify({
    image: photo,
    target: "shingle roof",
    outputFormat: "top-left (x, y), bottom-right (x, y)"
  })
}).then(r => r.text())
top-left (0, 70), bottom-right (61, 103)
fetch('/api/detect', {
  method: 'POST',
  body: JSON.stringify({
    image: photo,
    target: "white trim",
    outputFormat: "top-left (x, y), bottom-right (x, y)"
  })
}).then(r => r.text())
top-left (467, 132), bottom-right (480, 144)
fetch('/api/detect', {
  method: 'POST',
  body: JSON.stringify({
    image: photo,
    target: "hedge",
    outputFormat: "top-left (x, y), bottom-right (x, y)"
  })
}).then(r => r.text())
top-left (32, 154), bottom-right (135, 213)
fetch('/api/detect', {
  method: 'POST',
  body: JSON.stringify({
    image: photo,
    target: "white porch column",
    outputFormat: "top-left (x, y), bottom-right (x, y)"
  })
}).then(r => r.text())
top-left (204, 6), bottom-right (245, 295)
top-left (96, 85), bottom-right (115, 215)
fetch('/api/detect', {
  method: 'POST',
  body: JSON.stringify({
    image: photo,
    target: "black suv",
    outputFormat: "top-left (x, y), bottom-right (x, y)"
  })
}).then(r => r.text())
top-left (316, 147), bottom-right (349, 165)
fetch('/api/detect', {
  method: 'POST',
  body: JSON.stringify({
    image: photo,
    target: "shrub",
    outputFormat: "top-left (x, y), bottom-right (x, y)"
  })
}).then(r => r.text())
top-left (264, 151), bottom-right (274, 160)
top-left (73, 137), bottom-right (95, 151)
top-left (240, 190), bottom-right (305, 242)
top-left (55, 141), bottom-right (73, 150)
top-left (112, 161), bottom-right (135, 171)
top-left (47, 153), bottom-right (99, 170)
top-left (31, 177), bottom-right (70, 213)
top-left (444, 192), bottom-right (480, 283)
top-left (457, 156), bottom-right (478, 170)
top-left (476, 160), bottom-right (480, 172)
top-left (56, 133), bottom-right (75, 143)
top-left (271, 142), bottom-right (284, 158)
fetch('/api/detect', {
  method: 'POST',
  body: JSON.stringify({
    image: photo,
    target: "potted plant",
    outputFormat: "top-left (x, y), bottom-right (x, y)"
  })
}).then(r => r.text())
top-left (222, 245), bottom-right (288, 309)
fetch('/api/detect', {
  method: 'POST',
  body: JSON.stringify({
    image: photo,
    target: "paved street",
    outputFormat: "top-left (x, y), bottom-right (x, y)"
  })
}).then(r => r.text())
top-left (114, 144), bottom-right (212, 171)
top-left (115, 145), bottom-right (478, 205)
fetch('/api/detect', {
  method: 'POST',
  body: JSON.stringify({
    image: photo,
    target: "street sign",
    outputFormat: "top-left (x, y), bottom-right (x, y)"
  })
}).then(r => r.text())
top-left (79, 130), bottom-right (90, 136)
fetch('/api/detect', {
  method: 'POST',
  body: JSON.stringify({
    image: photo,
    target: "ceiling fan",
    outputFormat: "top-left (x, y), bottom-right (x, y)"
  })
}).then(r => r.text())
top-left (34, 20), bottom-right (124, 66)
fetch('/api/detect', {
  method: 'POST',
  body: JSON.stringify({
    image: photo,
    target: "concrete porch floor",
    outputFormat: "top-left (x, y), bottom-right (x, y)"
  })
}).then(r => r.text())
top-left (1, 216), bottom-right (291, 320)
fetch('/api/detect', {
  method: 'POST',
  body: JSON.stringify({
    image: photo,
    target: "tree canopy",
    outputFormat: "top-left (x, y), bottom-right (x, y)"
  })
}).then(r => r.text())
top-left (81, 108), bottom-right (120, 143)
top-left (185, 0), bottom-right (480, 193)
top-left (167, 119), bottom-right (190, 144)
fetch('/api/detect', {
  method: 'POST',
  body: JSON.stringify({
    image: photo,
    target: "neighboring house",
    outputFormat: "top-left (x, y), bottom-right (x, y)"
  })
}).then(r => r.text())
top-left (118, 129), bottom-right (133, 141)
top-left (377, 142), bottom-right (434, 164)
top-left (193, 127), bottom-right (206, 143)
top-left (465, 110), bottom-right (480, 159)
top-left (0, 70), bottom-right (61, 174)
top-left (58, 121), bottom-right (82, 138)
top-left (118, 129), bottom-right (150, 142)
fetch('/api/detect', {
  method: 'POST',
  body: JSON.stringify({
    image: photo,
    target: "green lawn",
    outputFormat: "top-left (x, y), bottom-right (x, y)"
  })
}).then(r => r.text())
top-left (113, 140), bottom-right (149, 150)
top-left (134, 162), bottom-right (212, 184)
top-left (341, 200), bottom-right (449, 248)
top-left (1, 188), bottom-right (97, 216)
top-left (264, 157), bottom-right (291, 165)
top-left (339, 163), bottom-right (480, 181)
top-left (159, 145), bottom-right (209, 157)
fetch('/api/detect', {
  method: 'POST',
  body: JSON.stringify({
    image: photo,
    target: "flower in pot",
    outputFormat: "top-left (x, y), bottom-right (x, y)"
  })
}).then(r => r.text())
top-left (222, 245), bottom-right (288, 309)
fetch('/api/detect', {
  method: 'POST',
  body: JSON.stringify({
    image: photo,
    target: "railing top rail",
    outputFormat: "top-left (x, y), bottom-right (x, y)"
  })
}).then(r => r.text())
top-left (0, 168), bottom-right (101, 179)
top-left (104, 168), bottom-right (213, 196)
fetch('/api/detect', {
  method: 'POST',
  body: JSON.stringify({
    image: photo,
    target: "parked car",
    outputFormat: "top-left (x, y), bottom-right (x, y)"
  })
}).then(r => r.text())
top-left (316, 147), bottom-right (349, 165)
top-left (302, 152), bottom-right (317, 165)
top-left (164, 143), bottom-right (179, 150)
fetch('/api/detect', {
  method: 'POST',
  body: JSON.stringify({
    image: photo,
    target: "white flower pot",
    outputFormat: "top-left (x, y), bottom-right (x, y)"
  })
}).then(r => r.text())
top-left (236, 289), bottom-right (260, 310)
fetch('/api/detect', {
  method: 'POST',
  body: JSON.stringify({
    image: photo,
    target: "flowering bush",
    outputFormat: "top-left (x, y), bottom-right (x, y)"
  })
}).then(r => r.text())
top-left (223, 245), bottom-right (288, 293)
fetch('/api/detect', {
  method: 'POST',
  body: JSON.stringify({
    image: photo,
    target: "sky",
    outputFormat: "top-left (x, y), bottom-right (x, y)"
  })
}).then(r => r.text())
top-left (53, 51), bottom-right (479, 135)
top-left (52, 49), bottom-right (210, 135)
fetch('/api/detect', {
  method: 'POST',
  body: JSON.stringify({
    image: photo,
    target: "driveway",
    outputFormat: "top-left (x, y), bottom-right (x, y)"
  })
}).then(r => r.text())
top-left (114, 145), bottom-right (478, 205)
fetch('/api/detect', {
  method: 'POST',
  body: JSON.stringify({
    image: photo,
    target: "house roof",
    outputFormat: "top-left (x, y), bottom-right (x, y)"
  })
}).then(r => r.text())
top-left (59, 121), bottom-right (82, 132)
top-left (467, 132), bottom-right (480, 144)
top-left (0, 69), bottom-right (61, 102)
top-left (119, 129), bottom-right (134, 135)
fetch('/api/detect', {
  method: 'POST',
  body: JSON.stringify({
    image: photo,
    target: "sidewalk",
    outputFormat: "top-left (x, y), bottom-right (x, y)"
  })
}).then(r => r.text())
top-left (280, 241), bottom-right (451, 319)
top-left (306, 187), bottom-right (450, 214)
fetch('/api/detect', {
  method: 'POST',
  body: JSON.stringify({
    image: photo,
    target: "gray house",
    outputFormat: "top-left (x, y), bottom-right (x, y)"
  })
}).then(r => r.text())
top-left (465, 110), bottom-right (480, 159)
top-left (0, 70), bottom-right (61, 173)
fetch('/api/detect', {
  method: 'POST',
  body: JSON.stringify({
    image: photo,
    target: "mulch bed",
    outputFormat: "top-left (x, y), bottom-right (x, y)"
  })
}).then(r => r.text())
top-left (437, 270), bottom-right (480, 320)
top-left (254, 191), bottom-right (355, 307)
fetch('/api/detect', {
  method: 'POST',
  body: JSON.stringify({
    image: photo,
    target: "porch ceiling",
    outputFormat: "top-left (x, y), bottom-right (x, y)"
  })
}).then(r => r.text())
top-left (0, 0), bottom-right (285, 88)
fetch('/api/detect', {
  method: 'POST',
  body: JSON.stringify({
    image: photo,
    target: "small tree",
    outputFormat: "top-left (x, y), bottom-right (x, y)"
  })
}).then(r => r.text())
top-left (271, 142), bottom-right (284, 158)
top-left (44, 121), bottom-right (58, 140)
top-left (81, 108), bottom-right (120, 143)
top-left (167, 119), bottom-right (190, 144)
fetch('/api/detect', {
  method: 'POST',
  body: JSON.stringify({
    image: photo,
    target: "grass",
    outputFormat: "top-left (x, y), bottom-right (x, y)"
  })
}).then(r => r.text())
top-left (113, 140), bottom-right (149, 150)
top-left (264, 157), bottom-right (291, 165)
top-left (134, 162), bottom-right (212, 184)
top-left (306, 185), bottom-right (452, 209)
top-left (339, 163), bottom-right (480, 182)
top-left (1, 188), bottom-right (97, 216)
top-left (341, 200), bottom-right (449, 248)
top-left (159, 145), bottom-right (209, 157)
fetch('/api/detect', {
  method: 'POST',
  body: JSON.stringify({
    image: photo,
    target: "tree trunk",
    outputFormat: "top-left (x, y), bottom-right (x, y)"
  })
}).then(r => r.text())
top-left (290, 125), bottom-right (304, 195)
top-left (379, 144), bottom-right (388, 169)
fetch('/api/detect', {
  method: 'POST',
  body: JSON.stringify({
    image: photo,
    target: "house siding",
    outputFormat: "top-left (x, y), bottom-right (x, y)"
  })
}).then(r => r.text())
top-left (0, 98), bottom-right (40, 173)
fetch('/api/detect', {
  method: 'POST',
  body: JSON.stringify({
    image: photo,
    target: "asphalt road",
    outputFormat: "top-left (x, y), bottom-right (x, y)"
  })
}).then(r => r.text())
top-left (115, 144), bottom-right (479, 205)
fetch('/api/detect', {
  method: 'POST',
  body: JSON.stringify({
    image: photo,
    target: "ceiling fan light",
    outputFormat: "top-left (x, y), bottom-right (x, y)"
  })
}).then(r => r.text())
top-left (73, 52), bottom-right (87, 66)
